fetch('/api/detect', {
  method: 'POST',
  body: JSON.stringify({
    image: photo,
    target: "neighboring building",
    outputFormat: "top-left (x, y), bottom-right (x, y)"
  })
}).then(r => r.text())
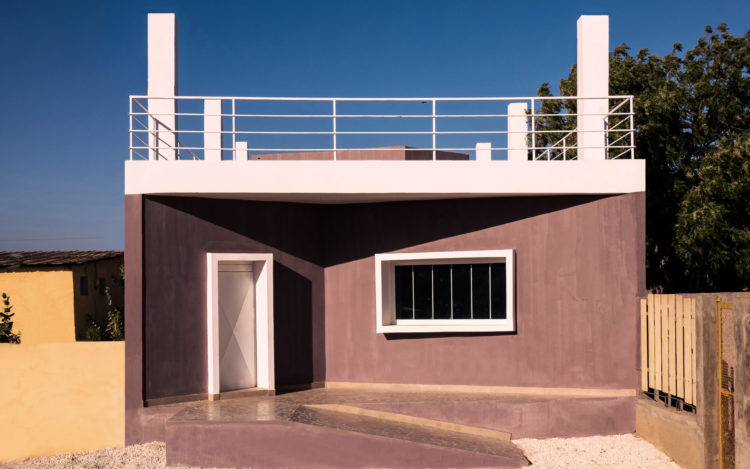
top-left (124, 13), bottom-right (645, 464)
top-left (0, 251), bottom-right (123, 343)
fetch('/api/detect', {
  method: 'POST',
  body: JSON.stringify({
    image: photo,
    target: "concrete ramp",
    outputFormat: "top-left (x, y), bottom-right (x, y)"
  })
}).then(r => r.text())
top-left (291, 404), bottom-right (525, 464)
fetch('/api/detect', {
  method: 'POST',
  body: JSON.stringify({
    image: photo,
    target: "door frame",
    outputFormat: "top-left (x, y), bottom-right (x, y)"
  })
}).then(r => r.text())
top-left (206, 253), bottom-right (274, 396)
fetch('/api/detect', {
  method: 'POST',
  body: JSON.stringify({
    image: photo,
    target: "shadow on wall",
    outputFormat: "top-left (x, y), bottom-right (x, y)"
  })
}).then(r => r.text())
top-left (141, 194), bottom-right (618, 396)
top-left (322, 195), bottom-right (609, 266)
top-left (160, 195), bottom-right (609, 267)
top-left (273, 262), bottom-right (313, 387)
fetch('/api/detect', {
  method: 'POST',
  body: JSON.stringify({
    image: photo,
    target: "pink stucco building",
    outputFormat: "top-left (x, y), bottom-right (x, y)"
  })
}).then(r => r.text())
top-left (124, 13), bottom-right (645, 467)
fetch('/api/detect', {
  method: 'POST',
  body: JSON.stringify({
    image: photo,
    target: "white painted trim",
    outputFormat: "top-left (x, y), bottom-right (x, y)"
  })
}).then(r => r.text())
top-left (207, 253), bottom-right (274, 394)
top-left (375, 250), bottom-right (515, 333)
top-left (125, 159), bottom-right (646, 202)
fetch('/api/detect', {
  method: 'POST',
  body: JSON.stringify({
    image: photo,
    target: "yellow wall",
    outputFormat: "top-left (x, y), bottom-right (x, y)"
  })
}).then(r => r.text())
top-left (0, 342), bottom-right (124, 462)
top-left (0, 270), bottom-right (75, 344)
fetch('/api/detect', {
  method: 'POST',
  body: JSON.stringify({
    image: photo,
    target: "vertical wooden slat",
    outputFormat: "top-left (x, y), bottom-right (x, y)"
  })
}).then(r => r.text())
top-left (668, 294), bottom-right (677, 396)
top-left (676, 295), bottom-right (685, 399)
top-left (684, 297), bottom-right (694, 405)
top-left (640, 298), bottom-right (648, 392)
top-left (661, 295), bottom-right (669, 392)
top-left (654, 294), bottom-right (663, 392)
top-left (690, 298), bottom-right (697, 404)
top-left (648, 293), bottom-right (656, 390)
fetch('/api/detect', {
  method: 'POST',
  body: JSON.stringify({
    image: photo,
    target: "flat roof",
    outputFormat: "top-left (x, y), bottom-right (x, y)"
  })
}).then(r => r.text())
top-left (125, 159), bottom-right (645, 204)
top-left (0, 251), bottom-right (123, 270)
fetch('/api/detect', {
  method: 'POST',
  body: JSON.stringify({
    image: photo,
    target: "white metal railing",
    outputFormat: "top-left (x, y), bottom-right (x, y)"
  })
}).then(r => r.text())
top-left (128, 95), bottom-right (635, 161)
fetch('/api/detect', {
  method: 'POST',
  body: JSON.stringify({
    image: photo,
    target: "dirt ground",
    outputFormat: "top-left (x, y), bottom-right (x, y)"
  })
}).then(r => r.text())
top-left (2, 434), bottom-right (680, 468)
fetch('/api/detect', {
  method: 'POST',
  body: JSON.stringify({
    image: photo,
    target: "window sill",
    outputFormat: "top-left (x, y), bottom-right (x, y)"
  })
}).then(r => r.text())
top-left (377, 321), bottom-right (514, 334)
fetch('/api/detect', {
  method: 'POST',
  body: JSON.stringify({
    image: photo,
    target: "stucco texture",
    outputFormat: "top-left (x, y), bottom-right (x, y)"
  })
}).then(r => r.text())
top-left (323, 193), bottom-right (645, 390)
top-left (0, 270), bottom-right (75, 344)
top-left (0, 342), bottom-right (124, 462)
top-left (135, 193), bottom-right (644, 401)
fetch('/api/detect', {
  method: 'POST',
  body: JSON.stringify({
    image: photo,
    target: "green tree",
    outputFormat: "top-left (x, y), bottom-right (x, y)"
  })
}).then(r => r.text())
top-left (675, 133), bottom-right (750, 290)
top-left (536, 24), bottom-right (750, 291)
top-left (84, 266), bottom-right (124, 341)
top-left (103, 286), bottom-right (124, 341)
top-left (0, 293), bottom-right (21, 344)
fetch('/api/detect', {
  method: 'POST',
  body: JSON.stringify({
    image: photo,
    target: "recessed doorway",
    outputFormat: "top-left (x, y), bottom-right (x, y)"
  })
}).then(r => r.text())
top-left (207, 253), bottom-right (275, 396)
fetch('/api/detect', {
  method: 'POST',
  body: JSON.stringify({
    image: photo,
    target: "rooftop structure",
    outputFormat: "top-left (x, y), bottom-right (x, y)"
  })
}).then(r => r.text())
top-left (124, 13), bottom-right (646, 468)
top-left (125, 14), bottom-right (643, 203)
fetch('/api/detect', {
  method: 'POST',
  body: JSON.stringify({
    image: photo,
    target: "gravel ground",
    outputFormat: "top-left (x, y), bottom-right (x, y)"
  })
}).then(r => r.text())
top-left (2, 434), bottom-right (680, 468)
top-left (515, 434), bottom-right (681, 469)
top-left (0, 442), bottom-right (165, 469)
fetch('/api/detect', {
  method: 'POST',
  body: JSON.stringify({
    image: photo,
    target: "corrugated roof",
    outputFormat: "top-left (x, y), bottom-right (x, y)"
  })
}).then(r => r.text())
top-left (0, 251), bottom-right (123, 270)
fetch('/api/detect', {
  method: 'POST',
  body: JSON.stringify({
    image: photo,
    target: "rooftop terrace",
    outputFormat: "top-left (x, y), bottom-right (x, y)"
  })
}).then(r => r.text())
top-left (125, 14), bottom-right (644, 203)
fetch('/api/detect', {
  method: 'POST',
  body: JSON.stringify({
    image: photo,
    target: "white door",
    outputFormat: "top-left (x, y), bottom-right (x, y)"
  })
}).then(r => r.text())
top-left (218, 263), bottom-right (256, 391)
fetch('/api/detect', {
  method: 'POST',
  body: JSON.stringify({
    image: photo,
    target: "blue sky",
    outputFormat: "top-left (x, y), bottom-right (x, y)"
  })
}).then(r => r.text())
top-left (0, 0), bottom-right (747, 251)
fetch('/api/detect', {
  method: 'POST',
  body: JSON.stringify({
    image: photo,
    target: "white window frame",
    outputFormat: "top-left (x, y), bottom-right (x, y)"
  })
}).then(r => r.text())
top-left (375, 250), bottom-right (515, 334)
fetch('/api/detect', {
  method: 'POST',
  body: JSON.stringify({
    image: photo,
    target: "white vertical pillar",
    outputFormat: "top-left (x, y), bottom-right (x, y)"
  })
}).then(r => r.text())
top-left (148, 13), bottom-right (177, 160)
top-left (577, 15), bottom-right (609, 160)
top-left (475, 142), bottom-right (491, 161)
top-left (204, 99), bottom-right (223, 161)
top-left (235, 141), bottom-right (248, 161)
top-left (507, 103), bottom-right (528, 161)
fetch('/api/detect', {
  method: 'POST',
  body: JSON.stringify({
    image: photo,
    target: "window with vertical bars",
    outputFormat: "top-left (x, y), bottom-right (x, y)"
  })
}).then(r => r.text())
top-left (394, 263), bottom-right (507, 321)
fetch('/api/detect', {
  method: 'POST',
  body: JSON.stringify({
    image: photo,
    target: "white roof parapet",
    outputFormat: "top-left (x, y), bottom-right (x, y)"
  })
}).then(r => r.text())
top-left (125, 159), bottom-right (645, 203)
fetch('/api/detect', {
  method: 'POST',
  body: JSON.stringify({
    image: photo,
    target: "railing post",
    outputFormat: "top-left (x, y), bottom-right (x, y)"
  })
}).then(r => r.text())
top-left (332, 99), bottom-right (337, 161)
top-left (507, 103), bottom-right (529, 162)
top-left (475, 142), bottom-right (491, 161)
top-left (235, 141), bottom-right (248, 160)
top-left (129, 97), bottom-right (133, 161)
top-left (576, 15), bottom-right (609, 160)
top-left (231, 98), bottom-right (236, 160)
top-left (629, 96), bottom-right (635, 159)
top-left (530, 99), bottom-right (536, 160)
top-left (204, 99), bottom-right (222, 162)
top-left (147, 13), bottom-right (177, 160)
top-left (432, 99), bottom-right (437, 160)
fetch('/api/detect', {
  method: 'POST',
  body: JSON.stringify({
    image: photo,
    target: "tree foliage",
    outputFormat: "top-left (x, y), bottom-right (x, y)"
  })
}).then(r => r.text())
top-left (537, 24), bottom-right (750, 291)
top-left (83, 266), bottom-right (124, 341)
top-left (0, 293), bottom-right (21, 344)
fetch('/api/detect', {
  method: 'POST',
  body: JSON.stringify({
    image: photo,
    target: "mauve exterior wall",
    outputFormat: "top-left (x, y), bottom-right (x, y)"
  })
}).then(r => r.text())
top-left (141, 196), bottom-right (326, 400)
top-left (134, 192), bottom-right (644, 402)
top-left (322, 193), bottom-right (645, 389)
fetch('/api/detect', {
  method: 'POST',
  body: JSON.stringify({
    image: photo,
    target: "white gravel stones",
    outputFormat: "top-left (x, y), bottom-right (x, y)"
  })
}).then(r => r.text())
top-left (1, 442), bottom-right (165, 469)
top-left (515, 433), bottom-right (681, 469)
top-left (2, 434), bottom-right (680, 468)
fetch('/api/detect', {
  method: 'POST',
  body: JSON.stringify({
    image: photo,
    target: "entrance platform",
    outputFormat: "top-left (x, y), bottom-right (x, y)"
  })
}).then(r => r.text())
top-left (149, 387), bottom-right (634, 468)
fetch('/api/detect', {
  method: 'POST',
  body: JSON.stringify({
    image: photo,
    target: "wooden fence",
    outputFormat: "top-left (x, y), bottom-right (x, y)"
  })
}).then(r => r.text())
top-left (640, 294), bottom-right (697, 406)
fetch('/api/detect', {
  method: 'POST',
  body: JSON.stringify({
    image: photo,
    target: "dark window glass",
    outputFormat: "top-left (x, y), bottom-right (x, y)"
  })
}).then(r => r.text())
top-left (413, 265), bottom-right (433, 319)
top-left (451, 264), bottom-right (471, 319)
top-left (80, 276), bottom-right (89, 296)
top-left (98, 278), bottom-right (106, 296)
top-left (393, 261), bottom-right (509, 322)
top-left (394, 266), bottom-right (413, 319)
top-left (433, 264), bottom-right (452, 319)
top-left (472, 264), bottom-right (490, 319)
top-left (490, 263), bottom-right (507, 319)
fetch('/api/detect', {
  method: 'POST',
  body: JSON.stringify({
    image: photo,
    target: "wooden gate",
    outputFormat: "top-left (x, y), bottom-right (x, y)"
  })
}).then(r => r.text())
top-left (717, 298), bottom-right (734, 469)
top-left (640, 294), bottom-right (697, 408)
